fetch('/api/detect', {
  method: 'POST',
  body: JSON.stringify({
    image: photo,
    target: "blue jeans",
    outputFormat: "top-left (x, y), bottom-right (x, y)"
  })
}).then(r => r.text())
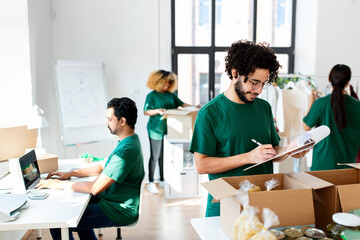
top-left (50, 196), bottom-right (119, 240)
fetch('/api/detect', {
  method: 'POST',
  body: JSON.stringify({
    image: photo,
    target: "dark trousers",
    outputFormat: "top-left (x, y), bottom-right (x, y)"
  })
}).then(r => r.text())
top-left (50, 196), bottom-right (119, 240)
top-left (148, 137), bottom-right (164, 183)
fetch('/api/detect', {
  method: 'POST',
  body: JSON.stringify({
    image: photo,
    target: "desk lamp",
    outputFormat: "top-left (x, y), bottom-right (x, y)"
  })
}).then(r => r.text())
top-left (27, 104), bottom-right (49, 154)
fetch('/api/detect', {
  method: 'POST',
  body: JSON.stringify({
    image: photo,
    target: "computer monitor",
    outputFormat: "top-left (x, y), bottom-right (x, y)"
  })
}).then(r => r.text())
top-left (19, 150), bottom-right (41, 190)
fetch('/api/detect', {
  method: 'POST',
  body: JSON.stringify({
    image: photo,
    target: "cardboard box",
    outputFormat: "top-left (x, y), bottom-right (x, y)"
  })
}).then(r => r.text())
top-left (202, 173), bottom-right (315, 239)
top-left (0, 126), bottom-right (37, 161)
top-left (36, 153), bottom-right (59, 173)
top-left (289, 168), bottom-right (360, 231)
top-left (165, 108), bottom-right (198, 140)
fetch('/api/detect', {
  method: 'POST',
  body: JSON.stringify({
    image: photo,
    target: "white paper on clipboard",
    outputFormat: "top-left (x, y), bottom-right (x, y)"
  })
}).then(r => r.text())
top-left (243, 125), bottom-right (330, 171)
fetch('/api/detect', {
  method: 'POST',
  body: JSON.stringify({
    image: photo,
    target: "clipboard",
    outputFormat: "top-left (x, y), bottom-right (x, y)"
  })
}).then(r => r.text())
top-left (243, 125), bottom-right (330, 171)
top-left (244, 139), bottom-right (315, 171)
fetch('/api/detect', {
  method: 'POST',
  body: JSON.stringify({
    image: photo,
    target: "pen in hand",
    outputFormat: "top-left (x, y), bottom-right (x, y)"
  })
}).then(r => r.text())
top-left (251, 139), bottom-right (263, 146)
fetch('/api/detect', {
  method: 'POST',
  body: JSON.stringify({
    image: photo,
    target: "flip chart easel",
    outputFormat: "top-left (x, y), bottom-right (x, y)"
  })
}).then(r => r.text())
top-left (54, 60), bottom-right (111, 147)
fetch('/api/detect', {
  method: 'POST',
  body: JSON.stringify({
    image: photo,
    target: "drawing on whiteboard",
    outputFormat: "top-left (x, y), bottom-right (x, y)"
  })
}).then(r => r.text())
top-left (57, 64), bottom-right (107, 129)
top-left (54, 60), bottom-right (111, 146)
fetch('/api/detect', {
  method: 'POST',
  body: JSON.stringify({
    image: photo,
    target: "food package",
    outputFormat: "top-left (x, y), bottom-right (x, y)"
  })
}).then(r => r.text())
top-left (233, 206), bottom-right (264, 240)
top-left (235, 180), bottom-right (252, 207)
top-left (248, 185), bottom-right (262, 192)
top-left (249, 208), bottom-right (280, 240)
top-left (233, 181), bottom-right (264, 240)
top-left (264, 179), bottom-right (280, 192)
top-left (241, 180), bottom-right (261, 192)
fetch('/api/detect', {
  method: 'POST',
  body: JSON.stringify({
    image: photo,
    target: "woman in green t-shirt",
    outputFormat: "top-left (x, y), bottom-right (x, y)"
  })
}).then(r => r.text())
top-left (144, 70), bottom-right (191, 194)
top-left (303, 64), bottom-right (360, 170)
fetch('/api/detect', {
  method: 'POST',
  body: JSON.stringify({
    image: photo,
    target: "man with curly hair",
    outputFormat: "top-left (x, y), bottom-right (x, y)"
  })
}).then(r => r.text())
top-left (190, 40), bottom-right (307, 217)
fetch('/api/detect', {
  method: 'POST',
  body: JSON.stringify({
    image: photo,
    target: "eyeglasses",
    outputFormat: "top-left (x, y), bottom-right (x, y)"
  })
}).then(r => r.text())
top-left (247, 79), bottom-right (271, 90)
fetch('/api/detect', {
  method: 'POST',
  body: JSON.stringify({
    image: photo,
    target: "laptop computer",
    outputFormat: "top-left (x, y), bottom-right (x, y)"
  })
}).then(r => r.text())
top-left (18, 150), bottom-right (48, 199)
top-left (19, 150), bottom-right (41, 191)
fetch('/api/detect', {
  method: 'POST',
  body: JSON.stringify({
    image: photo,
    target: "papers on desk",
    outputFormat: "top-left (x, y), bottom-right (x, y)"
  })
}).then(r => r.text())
top-left (0, 194), bottom-right (28, 222)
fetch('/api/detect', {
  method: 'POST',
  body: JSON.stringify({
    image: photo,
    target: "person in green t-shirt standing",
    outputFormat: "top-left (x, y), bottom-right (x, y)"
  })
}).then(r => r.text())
top-left (303, 64), bottom-right (360, 171)
top-left (40, 97), bottom-right (145, 240)
top-left (144, 70), bottom-right (194, 194)
top-left (190, 40), bottom-right (309, 217)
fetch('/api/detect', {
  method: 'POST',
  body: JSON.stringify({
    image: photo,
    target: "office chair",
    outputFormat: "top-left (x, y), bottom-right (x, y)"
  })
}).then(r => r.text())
top-left (97, 180), bottom-right (144, 240)
top-left (116, 180), bottom-right (144, 240)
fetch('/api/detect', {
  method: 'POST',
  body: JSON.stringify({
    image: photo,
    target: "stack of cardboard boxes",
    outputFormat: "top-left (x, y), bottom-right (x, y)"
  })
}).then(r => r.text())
top-left (202, 167), bottom-right (360, 238)
top-left (290, 167), bottom-right (360, 231)
top-left (0, 126), bottom-right (58, 174)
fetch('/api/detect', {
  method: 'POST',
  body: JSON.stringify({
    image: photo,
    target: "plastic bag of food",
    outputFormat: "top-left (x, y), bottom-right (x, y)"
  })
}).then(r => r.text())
top-left (233, 181), bottom-right (264, 240)
top-left (264, 179), bottom-right (280, 192)
top-left (235, 180), bottom-right (250, 206)
top-left (239, 180), bottom-right (261, 193)
top-left (233, 205), bottom-right (264, 240)
top-left (249, 208), bottom-right (280, 240)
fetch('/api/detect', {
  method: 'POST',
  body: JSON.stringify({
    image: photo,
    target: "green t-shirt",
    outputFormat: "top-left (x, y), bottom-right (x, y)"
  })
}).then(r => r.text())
top-left (144, 90), bottom-right (184, 140)
top-left (190, 93), bottom-right (280, 217)
top-left (98, 134), bottom-right (145, 225)
top-left (303, 94), bottom-right (360, 171)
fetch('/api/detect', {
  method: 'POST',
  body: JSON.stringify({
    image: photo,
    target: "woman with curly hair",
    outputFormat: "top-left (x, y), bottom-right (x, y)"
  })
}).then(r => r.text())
top-left (190, 40), bottom-right (308, 217)
top-left (144, 70), bottom-right (192, 194)
top-left (303, 64), bottom-right (360, 170)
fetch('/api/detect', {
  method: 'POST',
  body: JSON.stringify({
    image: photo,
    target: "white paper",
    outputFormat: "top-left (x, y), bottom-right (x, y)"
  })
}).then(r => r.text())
top-left (243, 125), bottom-right (330, 171)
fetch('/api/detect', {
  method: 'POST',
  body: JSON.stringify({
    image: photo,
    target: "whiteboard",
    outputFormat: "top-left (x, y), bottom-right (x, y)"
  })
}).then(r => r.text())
top-left (54, 60), bottom-right (111, 146)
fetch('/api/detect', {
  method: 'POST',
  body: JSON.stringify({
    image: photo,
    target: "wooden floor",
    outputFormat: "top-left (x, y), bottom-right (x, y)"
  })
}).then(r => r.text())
top-left (22, 183), bottom-right (206, 240)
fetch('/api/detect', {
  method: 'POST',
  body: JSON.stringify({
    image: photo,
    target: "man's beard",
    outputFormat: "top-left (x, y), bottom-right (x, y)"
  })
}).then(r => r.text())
top-left (108, 126), bottom-right (116, 135)
top-left (234, 79), bottom-right (257, 104)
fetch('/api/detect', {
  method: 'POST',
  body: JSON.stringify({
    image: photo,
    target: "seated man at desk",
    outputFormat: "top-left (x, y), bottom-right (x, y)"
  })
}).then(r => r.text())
top-left (39, 97), bottom-right (145, 240)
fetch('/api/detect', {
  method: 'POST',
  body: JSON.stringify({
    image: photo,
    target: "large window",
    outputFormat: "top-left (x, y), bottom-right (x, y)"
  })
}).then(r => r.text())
top-left (172, 0), bottom-right (296, 105)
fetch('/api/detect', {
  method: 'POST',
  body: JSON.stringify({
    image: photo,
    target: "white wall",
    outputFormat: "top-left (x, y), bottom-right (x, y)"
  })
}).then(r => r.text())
top-left (315, 0), bottom-right (360, 76)
top-left (295, 0), bottom-right (360, 89)
top-left (294, 0), bottom-right (318, 75)
top-left (27, 0), bottom-right (55, 153)
top-left (28, 0), bottom-right (171, 180)
top-left (26, 0), bottom-right (360, 180)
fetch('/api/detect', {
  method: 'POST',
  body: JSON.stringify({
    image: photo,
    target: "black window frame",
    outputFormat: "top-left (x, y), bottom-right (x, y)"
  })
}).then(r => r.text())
top-left (171, 0), bottom-right (297, 101)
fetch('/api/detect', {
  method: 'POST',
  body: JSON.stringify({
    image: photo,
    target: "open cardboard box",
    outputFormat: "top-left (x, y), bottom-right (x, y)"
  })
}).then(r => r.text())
top-left (164, 107), bottom-right (199, 140)
top-left (202, 173), bottom-right (315, 239)
top-left (289, 168), bottom-right (360, 231)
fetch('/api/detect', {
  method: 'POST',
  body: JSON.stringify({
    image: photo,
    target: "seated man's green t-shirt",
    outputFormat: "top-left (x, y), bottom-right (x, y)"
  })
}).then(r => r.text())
top-left (190, 94), bottom-right (280, 217)
top-left (98, 134), bottom-right (144, 225)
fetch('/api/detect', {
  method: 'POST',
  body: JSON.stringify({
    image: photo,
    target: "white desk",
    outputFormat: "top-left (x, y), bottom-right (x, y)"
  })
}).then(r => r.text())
top-left (0, 159), bottom-right (99, 240)
top-left (191, 217), bottom-right (229, 240)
